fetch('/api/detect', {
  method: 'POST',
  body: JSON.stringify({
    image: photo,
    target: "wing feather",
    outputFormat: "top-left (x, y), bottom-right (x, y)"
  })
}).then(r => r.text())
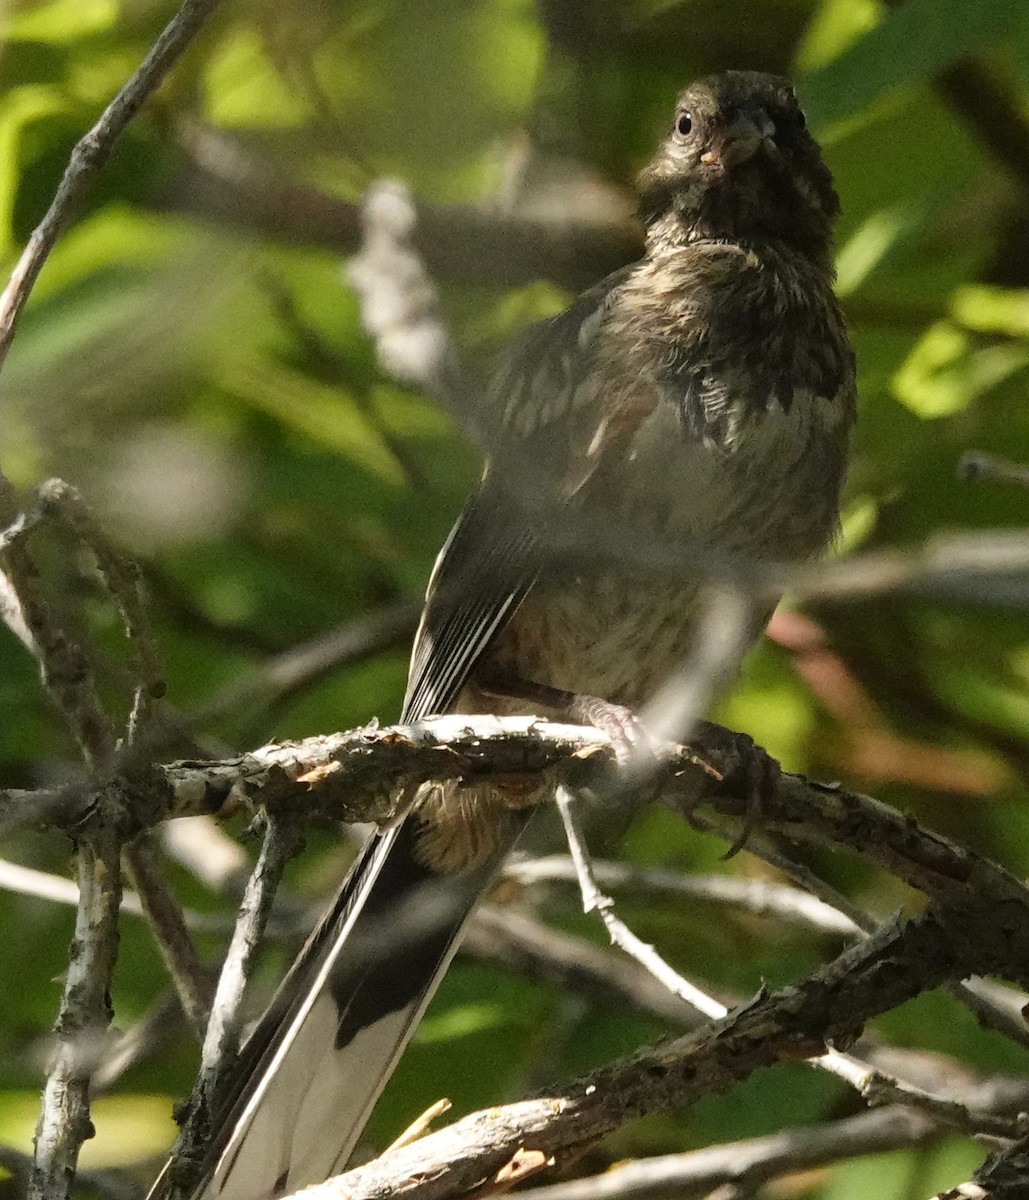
top-left (401, 264), bottom-right (642, 723)
top-left (401, 481), bottom-right (539, 721)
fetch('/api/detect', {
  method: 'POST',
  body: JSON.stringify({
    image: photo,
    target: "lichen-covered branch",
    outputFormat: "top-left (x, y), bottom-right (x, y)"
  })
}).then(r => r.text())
top-left (29, 823), bottom-right (123, 1200)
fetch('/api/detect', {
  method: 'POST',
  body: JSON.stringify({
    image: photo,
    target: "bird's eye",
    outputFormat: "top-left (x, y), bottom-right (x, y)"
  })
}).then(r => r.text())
top-left (675, 111), bottom-right (693, 137)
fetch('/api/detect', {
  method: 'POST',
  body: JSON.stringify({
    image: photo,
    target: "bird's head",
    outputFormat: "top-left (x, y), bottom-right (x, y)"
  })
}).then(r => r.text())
top-left (638, 71), bottom-right (839, 264)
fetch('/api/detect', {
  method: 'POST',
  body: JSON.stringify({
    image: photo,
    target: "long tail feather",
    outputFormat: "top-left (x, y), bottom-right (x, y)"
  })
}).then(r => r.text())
top-left (169, 817), bottom-right (512, 1200)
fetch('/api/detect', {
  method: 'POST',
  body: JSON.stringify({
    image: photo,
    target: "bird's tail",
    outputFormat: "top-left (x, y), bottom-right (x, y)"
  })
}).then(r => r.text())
top-left (166, 816), bottom-right (509, 1200)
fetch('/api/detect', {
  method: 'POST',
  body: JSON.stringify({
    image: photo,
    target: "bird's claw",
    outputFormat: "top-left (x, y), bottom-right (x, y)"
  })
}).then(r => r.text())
top-left (688, 720), bottom-right (781, 857)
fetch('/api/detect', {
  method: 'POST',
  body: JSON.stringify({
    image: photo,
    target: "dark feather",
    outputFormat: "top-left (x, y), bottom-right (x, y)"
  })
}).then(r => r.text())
top-left (403, 480), bottom-right (540, 721)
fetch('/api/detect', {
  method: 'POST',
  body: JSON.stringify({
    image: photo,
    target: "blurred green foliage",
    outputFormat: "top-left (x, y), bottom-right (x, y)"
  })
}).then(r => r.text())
top-left (2, 0), bottom-right (1029, 1196)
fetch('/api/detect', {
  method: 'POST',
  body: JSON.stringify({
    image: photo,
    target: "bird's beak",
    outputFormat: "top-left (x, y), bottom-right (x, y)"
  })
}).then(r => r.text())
top-left (700, 108), bottom-right (774, 168)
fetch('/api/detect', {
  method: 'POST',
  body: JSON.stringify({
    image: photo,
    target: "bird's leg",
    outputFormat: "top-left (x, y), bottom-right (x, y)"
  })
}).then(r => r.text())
top-left (474, 666), bottom-right (646, 764)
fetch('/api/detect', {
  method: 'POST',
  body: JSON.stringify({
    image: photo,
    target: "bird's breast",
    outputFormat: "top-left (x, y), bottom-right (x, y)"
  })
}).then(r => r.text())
top-left (492, 386), bottom-right (848, 706)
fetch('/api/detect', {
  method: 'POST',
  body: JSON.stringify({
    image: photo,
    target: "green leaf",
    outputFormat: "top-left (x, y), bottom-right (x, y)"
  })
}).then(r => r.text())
top-left (3, 0), bottom-right (117, 42)
top-left (803, 0), bottom-right (1029, 129)
top-left (893, 320), bottom-right (1029, 418)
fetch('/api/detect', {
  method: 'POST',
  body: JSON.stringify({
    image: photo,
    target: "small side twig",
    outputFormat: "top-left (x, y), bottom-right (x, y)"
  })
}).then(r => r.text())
top-left (554, 783), bottom-right (726, 1020)
top-left (0, 493), bottom-right (116, 768)
top-left (34, 479), bottom-right (166, 739)
top-left (945, 978), bottom-right (1029, 1055)
top-left (553, 785), bottom-right (903, 1104)
top-left (959, 451), bottom-right (1029, 491)
top-left (192, 600), bottom-right (420, 727)
top-left (464, 905), bottom-right (709, 1030)
top-left (123, 834), bottom-right (212, 1039)
top-left (859, 1071), bottom-right (1027, 1141)
top-left (91, 993), bottom-right (188, 1096)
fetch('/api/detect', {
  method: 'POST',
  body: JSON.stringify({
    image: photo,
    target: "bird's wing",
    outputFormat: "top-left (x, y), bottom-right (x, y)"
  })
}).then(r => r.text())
top-left (403, 264), bottom-right (637, 719)
top-left (402, 479), bottom-right (540, 720)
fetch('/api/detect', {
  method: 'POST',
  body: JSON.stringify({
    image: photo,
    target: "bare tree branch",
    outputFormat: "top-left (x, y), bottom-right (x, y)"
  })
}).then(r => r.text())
top-left (6, 712), bottom-right (1029, 963)
top-left (29, 824), bottom-right (123, 1200)
top-left (281, 910), bottom-right (1018, 1200)
top-left (161, 120), bottom-right (643, 294)
top-left (520, 1107), bottom-right (946, 1200)
top-left (505, 856), bottom-right (861, 935)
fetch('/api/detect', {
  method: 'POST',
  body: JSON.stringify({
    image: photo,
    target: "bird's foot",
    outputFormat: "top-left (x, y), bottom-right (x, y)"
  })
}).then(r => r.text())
top-left (474, 665), bottom-right (650, 766)
top-left (687, 720), bottom-right (781, 857)
top-left (567, 693), bottom-right (649, 765)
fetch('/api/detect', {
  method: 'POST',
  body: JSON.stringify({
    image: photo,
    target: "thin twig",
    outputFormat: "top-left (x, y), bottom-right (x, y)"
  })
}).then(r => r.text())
top-left (505, 856), bottom-right (861, 936)
top-left (0, 853), bottom-right (307, 939)
top-left (685, 806), bottom-right (879, 931)
top-left (640, 582), bottom-right (757, 749)
top-left (34, 480), bottom-right (166, 739)
top-left (123, 835), bottom-right (212, 1039)
top-left (0, 514), bottom-right (116, 767)
top-left (464, 905), bottom-right (710, 1029)
top-left (168, 813), bottom-right (304, 1192)
top-left (959, 451), bottom-right (1029, 491)
top-left (945, 978), bottom-right (1029, 1055)
top-left (265, 277), bottom-right (430, 490)
top-left (859, 1072), bottom-right (1026, 1141)
top-left (91, 993), bottom-right (187, 1096)
top-left (517, 1106), bottom-right (944, 1200)
top-left (198, 815), bottom-right (301, 1096)
top-left (192, 600), bottom-right (420, 726)
top-left (554, 784), bottom-right (895, 1101)
top-left (554, 783), bottom-right (726, 1020)
top-left (0, 0), bottom-right (228, 372)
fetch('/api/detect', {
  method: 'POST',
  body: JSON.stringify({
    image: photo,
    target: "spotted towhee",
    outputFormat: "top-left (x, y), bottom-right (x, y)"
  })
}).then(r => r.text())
top-left (158, 69), bottom-right (855, 1200)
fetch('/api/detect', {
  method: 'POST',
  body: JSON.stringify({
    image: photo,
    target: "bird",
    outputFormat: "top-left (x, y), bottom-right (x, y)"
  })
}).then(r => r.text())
top-left (159, 69), bottom-right (855, 1200)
